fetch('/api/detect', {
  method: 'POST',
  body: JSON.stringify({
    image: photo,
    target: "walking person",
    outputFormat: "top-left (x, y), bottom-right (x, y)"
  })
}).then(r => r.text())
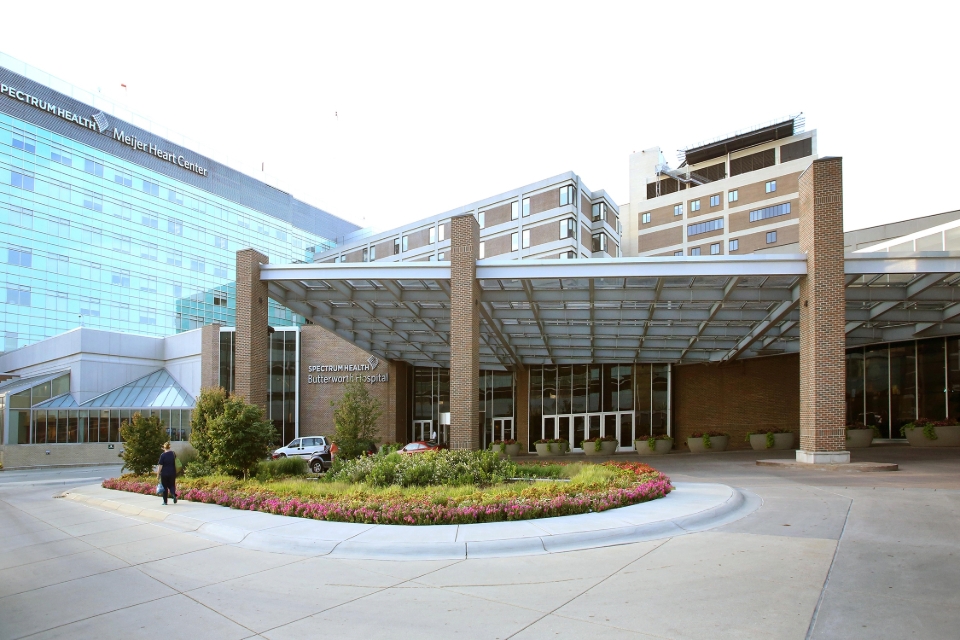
top-left (157, 442), bottom-right (177, 505)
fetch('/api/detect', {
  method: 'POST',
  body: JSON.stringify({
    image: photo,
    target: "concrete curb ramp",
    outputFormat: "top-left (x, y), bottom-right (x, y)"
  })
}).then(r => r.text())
top-left (64, 481), bottom-right (760, 560)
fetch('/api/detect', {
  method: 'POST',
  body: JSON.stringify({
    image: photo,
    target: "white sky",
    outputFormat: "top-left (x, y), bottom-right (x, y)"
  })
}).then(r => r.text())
top-left (2, 1), bottom-right (957, 234)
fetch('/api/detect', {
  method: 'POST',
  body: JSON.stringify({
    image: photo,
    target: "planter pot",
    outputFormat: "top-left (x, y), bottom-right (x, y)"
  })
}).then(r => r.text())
top-left (601, 441), bottom-right (618, 455)
top-left (535, 443), bottom-right (568, 456)
top-left (635, 439), bottom-right (673, 455)
top-left (583, 442), bottom-right (603, 456)
top-left (773, 432), bottom-right (795, 450)
top-left (748, 434), bottom-right (771, 451)
top-left (845, 429), bottom-right (874, 448)
top-left (904, 425), bottom-right (960, 447)
top-left (490, 443), bottom-right (521, 458)
top-left (687, 435), bottom-right (728, 453)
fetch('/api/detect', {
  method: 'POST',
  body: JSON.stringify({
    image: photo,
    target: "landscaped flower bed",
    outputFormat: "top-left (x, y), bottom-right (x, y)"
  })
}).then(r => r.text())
top-left (103, 455), bottom-right (672, 525)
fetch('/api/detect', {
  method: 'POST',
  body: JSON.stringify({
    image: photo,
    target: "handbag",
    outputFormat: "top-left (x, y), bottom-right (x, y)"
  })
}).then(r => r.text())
top-left (156, 482), bottom-right (164, 496)
top-left (175, 457), bottom-right (183, 474)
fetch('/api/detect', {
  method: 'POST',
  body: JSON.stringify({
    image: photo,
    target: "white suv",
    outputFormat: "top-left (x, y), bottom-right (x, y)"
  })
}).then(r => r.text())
top-left (273, 436), bottom-right (329, 460)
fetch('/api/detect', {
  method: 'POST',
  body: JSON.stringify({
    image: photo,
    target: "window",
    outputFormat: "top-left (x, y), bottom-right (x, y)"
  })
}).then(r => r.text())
top-left (140, 315), bottom-right (157, 325)
top-left (213, 293), bottom-right (227, 307)
top-left (110, 235), bottom-right (130, 253)
top-left (428, 254), bottom-right (436, 262)
top-left (214, 236), bottom-right (227, 249)
top-left (710, 243), bottom-right (720, 255)
top-left (111, 271), bottom-right (130, 287)
top-left (141, 243), bottom-right (158, 260)
top-left (522, 198), bottom-right (530, 217)
top-left (687, 218), bottom-right (724, 236)
top-left (641, 212), bottom-right (651, 224)
top-left (749, 202), bottom-right (792, 223)
top-left (167, 189), bottom-right (184, 205)
top-left (142, 180), bottom-right (159, 197)
top-left (560, 218), bottom-right (576, 239)
top-left (361, 248), bottom-right (369, 262)
top-left (394, 238), bottom-right (401, 255)
top-left (10, 171), bottom-right (34, 191)
top-left (117, 204), bottom-right (132, 221)
top-left (592, 202), bottom-right (606, 221)
top-left (81, 194), bottom-right (102, 211)
top-left (522, 229), bottom-right (531, 249)
top-left (559, 251), bottom-right (576, 259)
top-left (6, 248), bottom-right (31, 267)
top-left (369, 246), bottom-right (376, 261)
top-left (559, 185), bottom-right (575, 206)
top-left (84, 158), bottom-right (104, 177)
top-left (114, 172), bottom-right (132, 187)
top-left (592, 232), bottom-right (607, 253)
top-left (479, 211), bottom-right (485, 228)
top-left (275, 229), bottom-right (287, 242)
top-left (79, 297), bottom-right (100, 317)
top-left (674, 204), bottom-right (683, 216)
top-left (728, 190), bottom-right (739, 203)
top-left (766, 231), bottom-right (777, 244)
top-left (137, 214), bottom-right (157, 230)
top-left (51, 148), bottom-right (72, 166)
top-left (674, 250), bottom-right (683, 256)
top-left (12, 132), bottom-right (36, 153)
top-left (690, 247), bottom-right (701, 256)
top-left (479, 242), bottom-right (485, 259)
top-left (6, 287), bottom-right (30, 306)
top-left (167, 249), bottom-right (182, 267)
top-left (690, 199), bottom-right (701, 212)
top-left (511, 202), bottom-right (519, 221)
top-left (141, 276), bottom-right (157, 292)
top-left (190, 258), bottom-right (205, 272)
top-left (214, 263), bottom-right (228, 278)
top-left (49, 254), bottom-right (69, 275)
top-left (710, 194), bottom-right (721, 207)
top-left (765, 180), bottom-right (777, 193)
top-left (729, 239), bottom-right (739, 252)
top-left (402, 235), bottom-right (409, 252)
top-left (438, 252), bottom-right (444, 261)
top-left (50, 218), bottom-right (71, 239)
top-left (511, 232), bottom-right (519, 252)
top-left (438, 225), bottom-right (445, 242)
top-left (430, 227), bottom-right (436, 244)
top-left (7, 206), bottom-right (33, 228)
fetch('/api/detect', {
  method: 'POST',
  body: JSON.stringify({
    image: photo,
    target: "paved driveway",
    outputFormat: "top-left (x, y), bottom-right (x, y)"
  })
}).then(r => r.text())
top-left (1, 446), bottom-right (958, 639)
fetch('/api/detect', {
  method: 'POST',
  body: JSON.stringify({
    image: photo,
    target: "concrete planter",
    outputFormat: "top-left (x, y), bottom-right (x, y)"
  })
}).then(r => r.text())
top-left (773, 433), bottom-right (795, 450)
top-left (748, 434), bottom-right (771, 450)
top-left (490, 443), bottom-right (521, 458)
top-left (635, 439), bottom-right (673, 455)
top-left (845, 429), bottom-right (874, 448)
top-left (904, 425), bottom-right (960, 447)
top-left (535, 442), bottom-right (568, 456)
top-left (582, 442), bottom-right (604, 456)
top-left (687, 435), bottom-right (728, 453)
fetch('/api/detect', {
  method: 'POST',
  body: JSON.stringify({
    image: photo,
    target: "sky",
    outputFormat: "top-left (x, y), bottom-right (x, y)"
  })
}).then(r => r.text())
top-left (2, 1), bottom-right (956, 234)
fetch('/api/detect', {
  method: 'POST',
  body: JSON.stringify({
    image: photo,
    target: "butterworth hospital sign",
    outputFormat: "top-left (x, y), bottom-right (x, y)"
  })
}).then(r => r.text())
top-left (1, 81), bottom-right (209, 177)
top-left (306, 356), bottom-right (388, 385)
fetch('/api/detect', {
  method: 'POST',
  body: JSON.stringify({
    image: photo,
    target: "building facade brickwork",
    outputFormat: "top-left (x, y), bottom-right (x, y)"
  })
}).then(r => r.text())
top-left (673, 355), bottom-right (800, 450)
top-left (200, 324), bottom-right (220, 391)
top-left (450, 215), bottom-right (481, 449)
top-left (235, 249), bottom-right (270, 411)
top-left (798, 157), bottom-right (847, 453)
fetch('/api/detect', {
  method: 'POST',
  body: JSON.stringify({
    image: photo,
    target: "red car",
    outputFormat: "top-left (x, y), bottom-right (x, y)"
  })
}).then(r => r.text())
top-left (398, 441), bottom-right (445, 455)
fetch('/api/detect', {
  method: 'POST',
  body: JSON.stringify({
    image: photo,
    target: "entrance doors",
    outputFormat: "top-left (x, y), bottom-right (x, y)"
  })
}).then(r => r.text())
top-left (484, 418), bottom-right (514, 449)
top-left (545, 412), bottom-right (634, 450)
top-left (414, 420), bottom-right (434, 442)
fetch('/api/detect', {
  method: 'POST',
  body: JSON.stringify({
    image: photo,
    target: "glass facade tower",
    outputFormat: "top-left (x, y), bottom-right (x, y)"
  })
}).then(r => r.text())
top-left (0, 58), bottom-right (357, 352)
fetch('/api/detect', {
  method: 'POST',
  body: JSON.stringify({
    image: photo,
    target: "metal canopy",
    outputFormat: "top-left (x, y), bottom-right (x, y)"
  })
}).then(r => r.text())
top-left (260, 253), bottom-right (960, 370)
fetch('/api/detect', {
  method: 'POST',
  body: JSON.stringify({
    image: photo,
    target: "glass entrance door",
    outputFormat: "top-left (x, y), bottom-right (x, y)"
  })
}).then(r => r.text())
top-left (414, 420), bottom-right (433, 442)
top-left (485, 417), bottom-right (515, 449)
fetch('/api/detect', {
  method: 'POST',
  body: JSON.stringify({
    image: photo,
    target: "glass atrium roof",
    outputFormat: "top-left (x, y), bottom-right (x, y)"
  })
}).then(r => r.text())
top-left (82, 370), bottom-right (194, 409)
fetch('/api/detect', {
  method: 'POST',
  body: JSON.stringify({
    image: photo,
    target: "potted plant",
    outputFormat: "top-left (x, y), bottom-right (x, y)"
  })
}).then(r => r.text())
top-left (845, 423), bottom-right (878, 448)
top-left (636, 434), bottom-right (673, 455)
top-left (490, 439), bottom-right (521, 458)
top-left (687, 431), bottom-right (729, 453)
top-left (901, 418), bottom-right (960, 447)
top-left (581, 436), bottom-right (618, 456)
top-left (746, 428), bottom-right (795, 451)
top-left (534, 438), bottom-right (568, 456)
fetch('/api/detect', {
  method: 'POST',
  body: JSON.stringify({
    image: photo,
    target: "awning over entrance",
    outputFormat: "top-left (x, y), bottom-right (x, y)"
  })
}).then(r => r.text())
top-left (261, 253), bottom-right (960, 369)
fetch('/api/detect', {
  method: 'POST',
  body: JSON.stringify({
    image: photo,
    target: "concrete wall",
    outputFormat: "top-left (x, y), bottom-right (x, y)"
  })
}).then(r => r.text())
top-left (0, 441), bottom-right (194, 470)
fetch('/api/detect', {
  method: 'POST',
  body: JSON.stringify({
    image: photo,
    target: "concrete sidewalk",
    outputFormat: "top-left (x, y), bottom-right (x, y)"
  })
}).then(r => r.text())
top-left (63, 481), bottom-right (759, 560)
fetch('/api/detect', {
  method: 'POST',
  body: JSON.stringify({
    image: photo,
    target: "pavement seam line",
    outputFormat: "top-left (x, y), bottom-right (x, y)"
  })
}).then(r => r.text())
top-left (804, 492), bottom-right (853, 640)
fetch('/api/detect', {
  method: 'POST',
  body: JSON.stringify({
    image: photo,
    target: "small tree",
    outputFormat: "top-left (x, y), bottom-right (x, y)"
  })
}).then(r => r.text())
top-left (190, 387), bottom-right (228, 462)
top-left (119, 412), bottom-right (167, 475)
top-left (332, 379), bottom-right (383, 460)
top-left (206, 396), bottom-right (276, 478)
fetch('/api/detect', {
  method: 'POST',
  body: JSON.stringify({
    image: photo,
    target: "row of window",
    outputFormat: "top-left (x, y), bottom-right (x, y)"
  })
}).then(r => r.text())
top-left (673, 232), bottom-right (778, 256)
top-left (647, 182), bottom-right (780, 224)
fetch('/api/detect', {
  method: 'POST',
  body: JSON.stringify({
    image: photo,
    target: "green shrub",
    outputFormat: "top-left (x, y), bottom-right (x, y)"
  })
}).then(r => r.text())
top-left (190, 387), bottom-right (228, 462)
top-left (183, 459), bottom-right (216, 478)
top-left (206, 396), bottom-right (277, 478)
top-left (326, 449), bottom-right (519, 488)
top-left (119, 413), bottom-right (167, 475)
top-left (256, 456), bottom-right (308, 481)
top-left (331, 379), bottom-right (382, 460)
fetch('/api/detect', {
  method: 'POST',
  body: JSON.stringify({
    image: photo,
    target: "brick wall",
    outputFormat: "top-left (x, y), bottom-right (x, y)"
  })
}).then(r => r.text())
top-left (798, 158), bottom-right (846, 452)
top-left (450, 214), bottom-right (480, 450)
top-left (235, 249), bottom-right (269, 411)
top-left (200, 324), bottom-right (220, 390)
top-left (298, 324), bottom-right (402, 444)
top-left (515, 367), bottom-right (529, 454)
top-left (673, 354), bottom-right (800, 449)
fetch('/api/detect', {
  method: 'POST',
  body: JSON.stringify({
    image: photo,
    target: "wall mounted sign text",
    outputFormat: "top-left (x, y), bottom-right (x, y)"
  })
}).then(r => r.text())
top-left (305, 356), bottom-right (387, 384)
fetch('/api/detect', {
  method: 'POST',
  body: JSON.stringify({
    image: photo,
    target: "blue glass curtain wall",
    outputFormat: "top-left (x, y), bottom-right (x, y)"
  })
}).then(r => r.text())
top-left (846, 337), bottom-right (960, 438)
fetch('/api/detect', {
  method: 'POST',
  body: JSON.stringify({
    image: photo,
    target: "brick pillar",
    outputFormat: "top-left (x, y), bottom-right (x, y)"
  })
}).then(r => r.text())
top-left (200, 324), bottom-right (221, 390)
top-left (797, 157), bottom-right (849, 464)
top-left (235, 249), bottom-right (269, 412)
top-left (515, 367), bottom-right (529, 455)
top-left (450, 214), bottom-right (480, 450)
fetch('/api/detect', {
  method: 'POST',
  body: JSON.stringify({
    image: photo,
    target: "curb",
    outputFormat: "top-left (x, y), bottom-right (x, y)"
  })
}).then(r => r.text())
top-left (64, 482), bottom-right (760, 560)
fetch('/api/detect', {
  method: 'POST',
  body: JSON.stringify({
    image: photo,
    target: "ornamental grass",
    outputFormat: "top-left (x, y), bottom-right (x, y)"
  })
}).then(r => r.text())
top-left (103, 458), bottom-right (672, 526)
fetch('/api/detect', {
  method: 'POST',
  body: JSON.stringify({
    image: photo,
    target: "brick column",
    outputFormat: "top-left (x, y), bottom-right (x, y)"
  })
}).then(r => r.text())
top-left (200, 324), bottom-right (221, 390)
top-left (235, 249), bottom-right (269, 412)
top-left (797, 157), bottom-right (849, 463)
top-left (450, 214), bottom-right (481, 450)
